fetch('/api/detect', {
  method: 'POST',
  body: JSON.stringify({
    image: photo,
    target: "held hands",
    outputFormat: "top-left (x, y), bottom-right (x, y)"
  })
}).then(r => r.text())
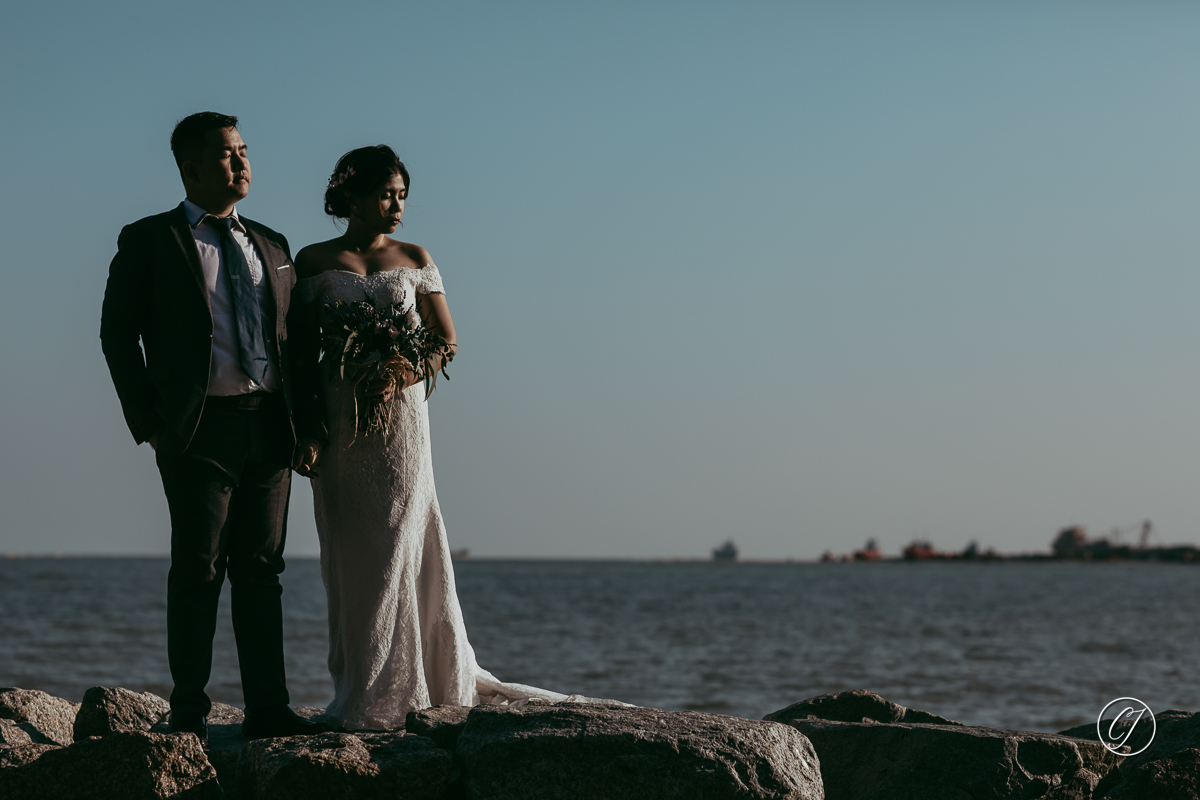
top-left (283, 367), bottom-right (421, 478)
top-left (293, 438), bottom-right (323, 478)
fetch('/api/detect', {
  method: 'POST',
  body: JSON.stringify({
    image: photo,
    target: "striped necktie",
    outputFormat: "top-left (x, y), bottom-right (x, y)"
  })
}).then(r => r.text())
top-left (208, 216), bottom-right (270, 385)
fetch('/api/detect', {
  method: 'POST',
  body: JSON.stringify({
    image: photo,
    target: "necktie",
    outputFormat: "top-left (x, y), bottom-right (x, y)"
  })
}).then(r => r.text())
top-left (209, 216), bottom-right (270, 385)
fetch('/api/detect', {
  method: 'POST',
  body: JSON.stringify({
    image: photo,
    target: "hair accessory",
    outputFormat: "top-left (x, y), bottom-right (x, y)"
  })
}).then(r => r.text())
top-left (327, 165), bottom-right (357, 189)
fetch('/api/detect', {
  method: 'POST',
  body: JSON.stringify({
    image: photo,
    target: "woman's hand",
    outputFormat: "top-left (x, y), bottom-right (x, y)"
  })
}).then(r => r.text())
top-left (292, 437), bottom-right (323, 478)
top-left (398, 368), bottom-right (423, 392)
top-left (366, 376), bottom-right (396, 403)
top-left (366, 370), bottom-right (419, 402)
top-left (367, 368), bottom-right (421, 401)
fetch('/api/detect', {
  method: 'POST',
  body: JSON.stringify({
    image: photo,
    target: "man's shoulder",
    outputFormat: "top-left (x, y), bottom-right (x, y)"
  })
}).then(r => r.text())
top-left (116, 205), bottom-right (186, 247)
top-left (124, 205), bottom-right (183, 230)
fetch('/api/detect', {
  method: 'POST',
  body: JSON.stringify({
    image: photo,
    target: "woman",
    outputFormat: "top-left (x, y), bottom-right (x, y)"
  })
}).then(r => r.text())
top-left (293, 146), bottom-right (569, 730)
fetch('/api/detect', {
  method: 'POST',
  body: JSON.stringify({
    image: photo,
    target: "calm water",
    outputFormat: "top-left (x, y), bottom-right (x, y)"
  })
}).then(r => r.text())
top-left (2, 558), bottom-right (1198, 732)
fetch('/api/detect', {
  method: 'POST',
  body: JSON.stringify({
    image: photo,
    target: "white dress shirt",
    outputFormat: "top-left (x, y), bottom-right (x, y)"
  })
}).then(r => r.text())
top-left (183, 199), bottom-right (281, 396)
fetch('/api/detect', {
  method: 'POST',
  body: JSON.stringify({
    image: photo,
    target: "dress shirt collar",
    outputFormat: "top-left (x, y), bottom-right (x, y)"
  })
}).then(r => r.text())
top-left (183, 198), bottom-right (245, 233)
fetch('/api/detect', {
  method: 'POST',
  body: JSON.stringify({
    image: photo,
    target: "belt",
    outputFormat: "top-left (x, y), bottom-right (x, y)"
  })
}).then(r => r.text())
top-left (204, 391), bottom-right (281, 411)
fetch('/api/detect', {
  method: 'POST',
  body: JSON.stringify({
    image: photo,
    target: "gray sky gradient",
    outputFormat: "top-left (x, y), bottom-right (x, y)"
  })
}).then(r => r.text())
top-left (3, 1), bottom-right (1200, 559)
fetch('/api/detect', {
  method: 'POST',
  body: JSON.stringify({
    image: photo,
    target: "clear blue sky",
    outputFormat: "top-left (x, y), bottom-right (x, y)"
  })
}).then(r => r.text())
top-left (3, 1), bottom-right (1200, 558)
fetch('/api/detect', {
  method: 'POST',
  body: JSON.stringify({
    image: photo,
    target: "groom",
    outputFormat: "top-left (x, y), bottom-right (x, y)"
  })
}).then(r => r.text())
top-left (100, 112), bottom-right (325, 741)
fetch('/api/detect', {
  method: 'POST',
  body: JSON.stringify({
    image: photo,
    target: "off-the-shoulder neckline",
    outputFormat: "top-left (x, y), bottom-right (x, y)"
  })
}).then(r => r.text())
top-left (297, 264), bottom-right (437, 282)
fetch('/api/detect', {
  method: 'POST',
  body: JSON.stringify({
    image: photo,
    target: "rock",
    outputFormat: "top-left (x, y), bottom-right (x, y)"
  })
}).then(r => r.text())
top-left (0, 687), bottom-right (80, 745)
top-left (200, 701), bottom-right (250, 791)
top-left (1103, 747), bottom-right (1200, 799)
top-left (0, 741), bottom-right (57, 769)
top-left (772, 715), bottom-right (1118, 800)
top-left (457, 701), bottom-right (824, 800)
top-left (1, 718), bottom-right (56, 746)
top-left (237, 730), bottom-right (452, 800)
top-left (1058, 707), bottom-right (1193, 744)
top-left (148, 701), bottom-right (332, 797)
top-left (0, 730), bottom-right (221, 799)
top-left (1066, 709), bottom-right (1200, 798)
top-left (74, 686), bottom-right (171, 739)
top-left (765, 689), bottom-right (961, 727)
top-left (406, 704), bottom-right (471, 750)
top-left (0, 719), bottom-right (33, 747)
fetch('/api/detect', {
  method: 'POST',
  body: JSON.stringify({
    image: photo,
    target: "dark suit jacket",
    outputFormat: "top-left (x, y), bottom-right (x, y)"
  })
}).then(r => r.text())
top-left (101, 203), bottom-right (325, 457)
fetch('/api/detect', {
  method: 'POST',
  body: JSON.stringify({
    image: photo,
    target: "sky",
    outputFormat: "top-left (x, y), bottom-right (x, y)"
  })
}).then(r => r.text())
top-left (3, 1), bottom-right (1200, 559)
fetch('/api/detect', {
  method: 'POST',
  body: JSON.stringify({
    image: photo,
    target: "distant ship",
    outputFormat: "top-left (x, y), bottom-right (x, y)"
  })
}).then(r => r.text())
top-left (853, 539), bottom-right (882, 562)
top-left (712, 540), bottom-right (738, 562)
top-left (902, 540), bottom-right (945, 561)
top-left (450, 548), bottom-right (470, 561)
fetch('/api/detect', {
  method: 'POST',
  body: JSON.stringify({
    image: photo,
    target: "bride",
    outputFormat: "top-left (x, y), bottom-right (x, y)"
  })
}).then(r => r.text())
top-left (292, 146), bottom-right (570, 730)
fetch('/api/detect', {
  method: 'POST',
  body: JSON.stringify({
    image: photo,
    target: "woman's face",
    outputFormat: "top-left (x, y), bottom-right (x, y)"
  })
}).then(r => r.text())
top-left (352, 173), bottom-right (406, 233)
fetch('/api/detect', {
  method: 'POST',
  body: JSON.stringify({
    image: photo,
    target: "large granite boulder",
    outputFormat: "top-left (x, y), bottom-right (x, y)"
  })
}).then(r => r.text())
top-left (150, 701), bottom-right (331, 797)
top-left (1058, 707), bottom-right (1192, 753)
top-left (237, 731), bottom-right (452, 800)
top-left (0, 719), bottom-right (34, 747)
top-left (1060, 709), bottom-right (1200, 798)
top-left (74, 686), bottom-right (171, 739)
top-left (0, 718), bottom-right (56, 746)
top-left (770, 714), bottom-right (1117, 800)
top-left (0, 730), bottom-right (221, 799)
top-left (0, 687), bottom-right (80, 745)
top-left (765, 690), bottom-right (960, 726)
top-left (406, 704), bottom-right (471, 751)
top-left (457, 701), bottom-right (824, 800)
top-left (196, 700), bottom-right (252, 790)
top-left (0, 741), bottom-right (58, 769)
top-left (149, 699), bottom-right (258, 794)
top-left (1104, 747), bottom-right (1200, 799)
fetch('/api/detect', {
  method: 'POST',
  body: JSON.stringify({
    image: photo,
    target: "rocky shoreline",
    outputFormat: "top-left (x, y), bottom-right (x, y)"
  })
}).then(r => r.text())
top-left (0, 686), bottom-right (1195, 799)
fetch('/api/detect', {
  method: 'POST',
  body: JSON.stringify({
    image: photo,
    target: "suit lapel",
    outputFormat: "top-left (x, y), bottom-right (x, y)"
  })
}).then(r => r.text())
top-left (166, 203), bottom-right (211, 313)
top-left (243, 223), bottom-right (288, 332)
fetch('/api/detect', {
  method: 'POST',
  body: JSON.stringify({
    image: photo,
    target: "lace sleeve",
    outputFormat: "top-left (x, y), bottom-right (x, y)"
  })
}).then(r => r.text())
top-left (414, 264), bottom-right (445, 295)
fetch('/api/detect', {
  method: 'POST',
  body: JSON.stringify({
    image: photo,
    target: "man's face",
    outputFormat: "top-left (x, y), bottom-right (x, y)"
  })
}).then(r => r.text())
top-left (187, 126), bottom-right (250, 203)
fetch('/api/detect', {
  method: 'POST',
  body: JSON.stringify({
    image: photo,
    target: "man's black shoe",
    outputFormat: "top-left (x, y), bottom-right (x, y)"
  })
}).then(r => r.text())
top-left (168, 711), bottom-right (208, 744)
top-left (242, 705), bottom-right (329, 739)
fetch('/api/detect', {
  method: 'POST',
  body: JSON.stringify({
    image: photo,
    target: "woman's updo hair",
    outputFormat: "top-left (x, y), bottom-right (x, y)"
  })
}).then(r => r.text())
top-left (324, 145), bottom-right (410, 219)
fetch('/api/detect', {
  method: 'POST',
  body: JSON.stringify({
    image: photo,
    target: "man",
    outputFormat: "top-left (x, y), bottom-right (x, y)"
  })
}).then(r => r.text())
top-left (101, 112), bottom-right (325, 741)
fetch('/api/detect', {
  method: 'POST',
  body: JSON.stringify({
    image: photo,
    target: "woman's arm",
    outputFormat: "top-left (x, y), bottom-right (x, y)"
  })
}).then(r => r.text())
top-left (415, 291), bottom-right (457, 383)
top-left (370, 291), bottom-right (455, 398)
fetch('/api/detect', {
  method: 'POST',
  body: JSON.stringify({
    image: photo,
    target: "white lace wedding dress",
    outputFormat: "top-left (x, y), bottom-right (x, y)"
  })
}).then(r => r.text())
top-left (297, 265), bottom-right (574, 731)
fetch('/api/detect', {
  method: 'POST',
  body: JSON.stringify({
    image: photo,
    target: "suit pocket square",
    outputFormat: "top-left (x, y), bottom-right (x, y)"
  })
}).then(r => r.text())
top-left (277, 264), bottom-right (291, 270)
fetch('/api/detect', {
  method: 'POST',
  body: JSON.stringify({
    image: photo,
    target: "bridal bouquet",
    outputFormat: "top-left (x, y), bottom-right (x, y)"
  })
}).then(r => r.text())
top-left (321, 293), bottom-right (454, 443)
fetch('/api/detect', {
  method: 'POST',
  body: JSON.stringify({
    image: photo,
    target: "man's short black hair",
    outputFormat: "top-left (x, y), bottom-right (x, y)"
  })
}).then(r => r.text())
top-left (170, 112), bottom-right (239, 168)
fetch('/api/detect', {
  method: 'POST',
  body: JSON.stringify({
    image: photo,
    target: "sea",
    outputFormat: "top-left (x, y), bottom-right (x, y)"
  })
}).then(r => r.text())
top-left (2, 557), bottom-right (1198, 733)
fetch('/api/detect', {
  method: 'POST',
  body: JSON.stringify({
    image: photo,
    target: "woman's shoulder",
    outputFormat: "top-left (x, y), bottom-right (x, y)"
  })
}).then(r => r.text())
top-left (391, 239), bottom-right (435, 269)
top-left (391, 242), bottom-right (445, 295)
